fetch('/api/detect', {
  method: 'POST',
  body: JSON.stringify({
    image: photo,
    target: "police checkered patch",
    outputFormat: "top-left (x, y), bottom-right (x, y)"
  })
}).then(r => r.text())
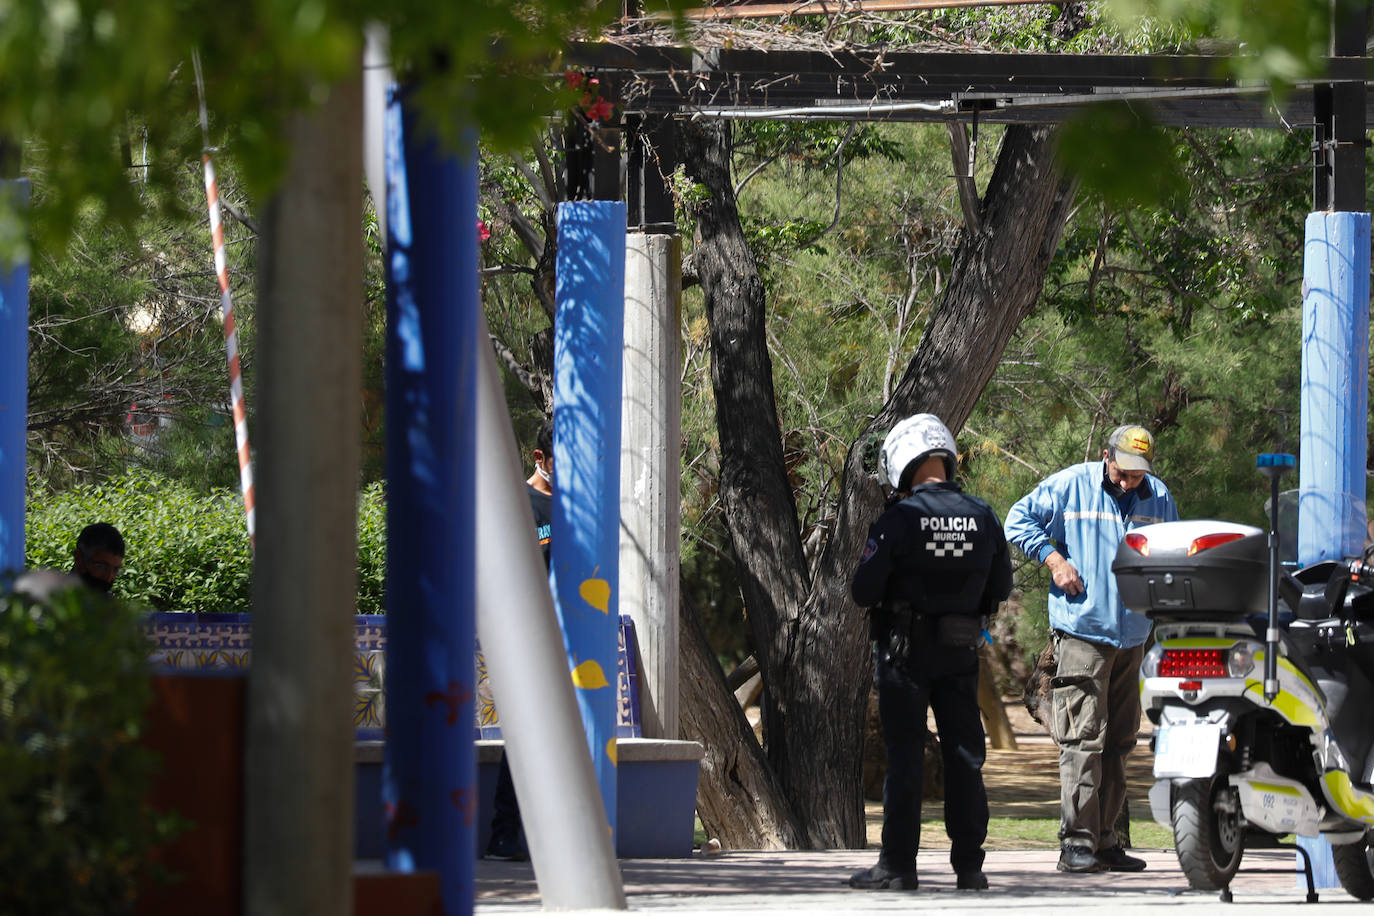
top-left (860, 537), bottom-right (879, 564)
top-left (926, 540), bottom-right (972, 558)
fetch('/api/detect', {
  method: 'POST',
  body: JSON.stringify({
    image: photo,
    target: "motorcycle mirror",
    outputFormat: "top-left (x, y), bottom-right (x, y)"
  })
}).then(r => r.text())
top-left (1324, 564), bottom-right (1351, 611)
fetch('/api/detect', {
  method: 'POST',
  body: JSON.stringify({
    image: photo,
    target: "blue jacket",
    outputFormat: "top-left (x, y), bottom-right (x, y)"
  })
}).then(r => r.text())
top-left (1005, 460), bottom-right (1179, 648)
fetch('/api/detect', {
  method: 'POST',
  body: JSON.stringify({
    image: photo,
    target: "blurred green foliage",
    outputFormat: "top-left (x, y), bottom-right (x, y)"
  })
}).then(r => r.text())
top-left (25, 141), bottom-right (255, 490)
top-left (0, 0), bottom-right (688, 257)
top-left (0, 585), bottom-right (177, 915)
top-left (25, 471), bottom-right (387, 614)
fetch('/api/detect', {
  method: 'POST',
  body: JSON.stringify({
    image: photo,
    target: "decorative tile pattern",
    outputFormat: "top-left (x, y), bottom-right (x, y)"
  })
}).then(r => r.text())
top-left (617, 616), bottom-right (642, 738)
top-left (474, 650), bottom-right (503, 740)
top-left (353, 650), bottom-right (385, 729)
top-left (143, 612), bottom-right (645, 740)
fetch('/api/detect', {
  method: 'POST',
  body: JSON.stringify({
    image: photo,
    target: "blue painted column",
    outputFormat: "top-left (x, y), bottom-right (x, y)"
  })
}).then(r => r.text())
top-left (381, 87), bottom-right (478, 915)
top-left (0, 179), bottom-right (28, 580)
top-left (1296, 210), bottom-right (1370, 889)
top-left (1298, 211), bottom-right (1369, 565)
top-left (553, 201), bottom-right (626, 836)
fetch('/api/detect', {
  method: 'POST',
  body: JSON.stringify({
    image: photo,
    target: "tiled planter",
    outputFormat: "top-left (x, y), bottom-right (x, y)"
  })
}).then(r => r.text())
top-left (145, 612), bottom-right (699, 859)
top-left (144, 613), bottom-right (642, 739)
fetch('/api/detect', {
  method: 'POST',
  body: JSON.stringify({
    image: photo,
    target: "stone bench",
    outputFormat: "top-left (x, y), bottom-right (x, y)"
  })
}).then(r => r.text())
top-left (353, 737), bottom-right (702, 859)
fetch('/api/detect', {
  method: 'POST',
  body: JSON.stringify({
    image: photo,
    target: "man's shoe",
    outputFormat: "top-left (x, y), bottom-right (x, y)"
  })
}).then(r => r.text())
top-left (484, 832), bottom-right (528, 862)
top-left (955, 871), bottom-right (989, 890)
top-left (848, 862), bottom-right (918, 890)
top-left (1056, 845), bottom-right (1104, 873)
top-left (1096, 845), bottom-right (1147, 872)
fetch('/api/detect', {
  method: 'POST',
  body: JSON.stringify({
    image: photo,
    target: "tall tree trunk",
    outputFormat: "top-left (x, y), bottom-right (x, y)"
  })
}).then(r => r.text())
top-left (679, 591), bottom-right (805, 849)
top-left (680, 120), bottom-right (1078, 848)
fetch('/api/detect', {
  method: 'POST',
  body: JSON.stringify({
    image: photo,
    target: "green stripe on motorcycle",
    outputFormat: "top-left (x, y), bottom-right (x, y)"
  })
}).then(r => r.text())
top-left (1252, 650), bottom-right (1321, 697)
top-left (1248, 781), bottom-right (1301, 797)
top-left (1163, 637), bottom-right (1234, 648)
top-left (1322, 772), bottom-right (1374, 822)
top-left (1243, 679), bottom-right (1322, 728)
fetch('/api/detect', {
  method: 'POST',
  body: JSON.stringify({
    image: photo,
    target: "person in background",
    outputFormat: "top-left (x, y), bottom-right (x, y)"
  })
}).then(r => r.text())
top-left (848, 414), bottom-right (1012, 892)
top-left (484, 420), bottom-right (553, 861)
top-left (1004, 424), bottom-right (1178, 874)
top-left (72, 522), bottom-right (125, 594)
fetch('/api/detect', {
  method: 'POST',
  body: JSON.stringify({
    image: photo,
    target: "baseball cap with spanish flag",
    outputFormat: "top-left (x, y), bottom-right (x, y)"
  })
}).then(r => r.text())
top-left (1107, 424), bottom-right (1155, 473)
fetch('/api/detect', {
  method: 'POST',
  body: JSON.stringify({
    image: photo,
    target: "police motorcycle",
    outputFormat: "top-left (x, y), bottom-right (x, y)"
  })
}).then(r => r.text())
top-left (1112, 453), bottom-right (1374, 900)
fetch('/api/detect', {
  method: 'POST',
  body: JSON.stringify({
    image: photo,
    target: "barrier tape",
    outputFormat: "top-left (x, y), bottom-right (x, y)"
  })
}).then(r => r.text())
top-left (193, 51), bottom-right (255, 548)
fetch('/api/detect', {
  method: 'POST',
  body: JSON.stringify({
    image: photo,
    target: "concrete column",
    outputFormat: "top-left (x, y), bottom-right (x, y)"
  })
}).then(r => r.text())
top-left (361, 24), bottom-right (391, 242)
top-left (620, 232), bottom-right (682, 739)
top-left (0, 179), bottom-right (27, 580)
top-left (553, 200), bottom-right (625, 833)
top-left (1298, 211), bottom-right (1369, 566)
top-left (244, 67), bottom-right (363, 916)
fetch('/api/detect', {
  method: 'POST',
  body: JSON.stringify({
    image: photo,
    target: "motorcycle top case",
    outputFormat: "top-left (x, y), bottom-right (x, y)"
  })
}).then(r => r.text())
top-left (1112, 520), bottom-right (1267, 618)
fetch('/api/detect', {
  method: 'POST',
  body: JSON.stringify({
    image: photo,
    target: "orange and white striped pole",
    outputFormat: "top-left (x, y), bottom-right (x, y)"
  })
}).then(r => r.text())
top-left (194, 51), bottom-right (255, 548)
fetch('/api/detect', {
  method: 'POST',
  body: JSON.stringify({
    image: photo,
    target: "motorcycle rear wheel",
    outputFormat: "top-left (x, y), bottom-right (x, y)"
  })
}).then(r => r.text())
top-left (1332, 834), bottom-right (1374, 900)
top-left (1172, 776), bottom-right (1244, 890)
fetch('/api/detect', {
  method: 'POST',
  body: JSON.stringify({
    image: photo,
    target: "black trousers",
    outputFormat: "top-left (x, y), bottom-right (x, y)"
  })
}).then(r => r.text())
top-left (874, 642), bottom-right (988, 875)
top-left (489, 752), bottom-right (524, 848)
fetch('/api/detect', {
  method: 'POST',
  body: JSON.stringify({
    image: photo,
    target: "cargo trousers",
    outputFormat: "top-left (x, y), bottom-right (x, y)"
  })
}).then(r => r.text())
top-left (1050, 632), bottom-right (1143, 851)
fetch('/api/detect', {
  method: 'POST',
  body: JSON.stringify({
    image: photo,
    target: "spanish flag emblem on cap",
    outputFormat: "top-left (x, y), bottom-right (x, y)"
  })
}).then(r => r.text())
top-left (1107, 424), bottom-right (1154, 473)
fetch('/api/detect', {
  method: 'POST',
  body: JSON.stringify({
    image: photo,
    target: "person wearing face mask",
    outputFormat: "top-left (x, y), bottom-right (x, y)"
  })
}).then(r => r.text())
top-left (1005, 424), bottom-right (1178, 875)
top-left (72, 522), bottom-right (125, 594)
top-left (484, 419), bottom-right (554, 862)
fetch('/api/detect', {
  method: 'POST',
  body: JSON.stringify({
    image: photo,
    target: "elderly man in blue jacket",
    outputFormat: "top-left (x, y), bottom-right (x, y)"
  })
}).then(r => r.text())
top-left (1005, 424), bottom-right (1178, 874)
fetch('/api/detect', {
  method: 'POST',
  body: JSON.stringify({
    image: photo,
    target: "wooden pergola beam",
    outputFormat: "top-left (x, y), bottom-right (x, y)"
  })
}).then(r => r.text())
top-left (673, 0), bottom-right (1054, 21)
top-left (568, 41), bottom-right (1374, 128)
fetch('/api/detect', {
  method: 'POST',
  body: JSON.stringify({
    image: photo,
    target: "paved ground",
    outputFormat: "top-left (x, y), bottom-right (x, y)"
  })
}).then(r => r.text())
top-left (476, 702), bottom-right (1364, 912)
top-left (476, 847), bottom-right (1363, 913)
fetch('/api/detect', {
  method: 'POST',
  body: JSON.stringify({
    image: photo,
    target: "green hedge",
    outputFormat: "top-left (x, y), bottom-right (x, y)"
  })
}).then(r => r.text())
top-left (26, 472), bottom-right (387, 615)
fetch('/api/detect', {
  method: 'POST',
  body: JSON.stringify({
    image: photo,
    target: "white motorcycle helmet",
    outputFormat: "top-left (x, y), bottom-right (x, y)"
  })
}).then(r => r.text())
top-left (880, 413), bottom-right (958, 490)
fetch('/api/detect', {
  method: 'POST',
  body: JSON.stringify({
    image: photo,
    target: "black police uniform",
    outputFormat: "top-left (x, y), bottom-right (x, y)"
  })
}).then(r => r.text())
top-left (852, 479), bottom-right (1013, 882)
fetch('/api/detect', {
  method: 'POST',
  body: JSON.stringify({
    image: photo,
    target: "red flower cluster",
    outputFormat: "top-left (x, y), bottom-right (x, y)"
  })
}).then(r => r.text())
top-left (477, 219), bottom-right (491, 243)
top-left (565, 69), bottom-right (617, 123)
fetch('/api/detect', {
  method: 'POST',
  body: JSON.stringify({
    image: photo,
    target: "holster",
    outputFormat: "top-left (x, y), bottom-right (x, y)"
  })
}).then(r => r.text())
top-left (887, 600), bottom-right (915, 661)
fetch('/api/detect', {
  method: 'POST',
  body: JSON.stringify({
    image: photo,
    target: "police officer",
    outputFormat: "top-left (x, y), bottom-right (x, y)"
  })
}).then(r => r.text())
top-left (848, 414), bottom-right (1012, 892)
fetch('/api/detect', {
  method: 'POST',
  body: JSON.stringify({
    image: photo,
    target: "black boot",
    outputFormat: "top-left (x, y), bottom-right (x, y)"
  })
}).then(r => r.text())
top-left (848, 861), bottom-right (918, 890)
top-left (1096, 844), bottom-right (1146, 872)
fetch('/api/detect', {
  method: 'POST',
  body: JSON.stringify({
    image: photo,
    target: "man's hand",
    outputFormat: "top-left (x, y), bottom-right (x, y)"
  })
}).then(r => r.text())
top-left (1045, 551), bottom-right (1084, 596)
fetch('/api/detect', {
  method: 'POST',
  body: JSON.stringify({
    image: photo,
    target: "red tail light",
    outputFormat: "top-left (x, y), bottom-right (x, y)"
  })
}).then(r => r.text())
top-left (1124, 532), bottom-right (1149, 556)
top-left (1159, 648), bottom-right (1227, 678)
top-left (1188, 532), bottom-right (1246, 557)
